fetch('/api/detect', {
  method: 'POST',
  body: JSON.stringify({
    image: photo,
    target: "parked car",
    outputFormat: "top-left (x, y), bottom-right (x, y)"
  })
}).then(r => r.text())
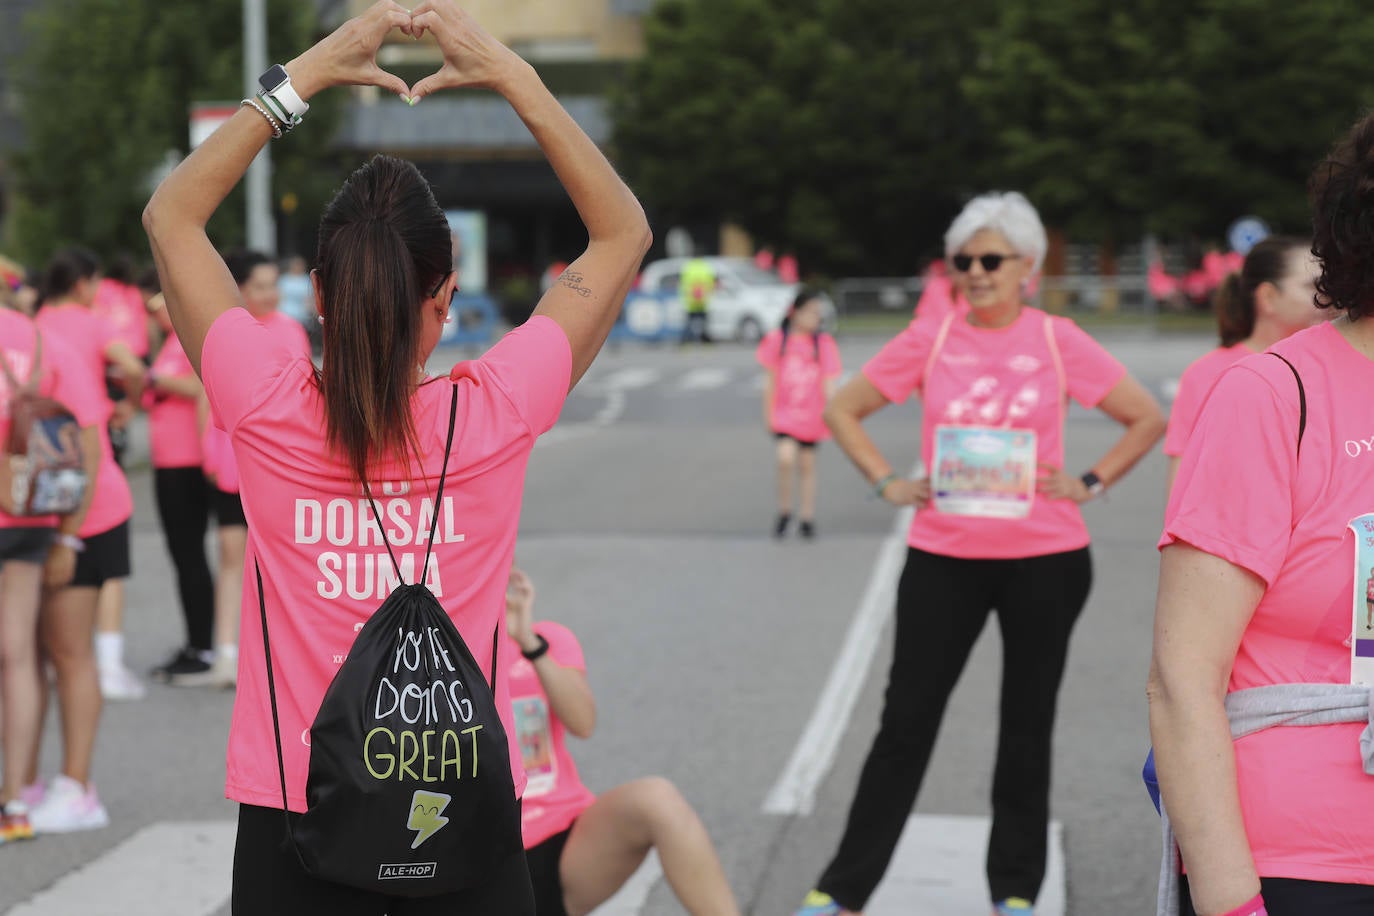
top-left (637, 256), bottom-right (832, 342)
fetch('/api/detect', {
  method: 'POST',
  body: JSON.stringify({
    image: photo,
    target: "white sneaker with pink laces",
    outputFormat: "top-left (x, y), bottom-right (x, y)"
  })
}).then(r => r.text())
top-left (29, 775), bottom-right (109, 834)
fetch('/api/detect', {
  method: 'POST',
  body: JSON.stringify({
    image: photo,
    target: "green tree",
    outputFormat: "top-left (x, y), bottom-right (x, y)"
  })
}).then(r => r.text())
top-left (965, 0), bottom-right (1374, 243)
top-left (612, 0), bottom-right (996, 275)
top-left (4, 0), bottom-right (342, 268)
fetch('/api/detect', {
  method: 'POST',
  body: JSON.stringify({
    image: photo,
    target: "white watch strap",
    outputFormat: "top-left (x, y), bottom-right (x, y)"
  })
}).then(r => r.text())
top-left (264, 76), bottom-right (309, 125)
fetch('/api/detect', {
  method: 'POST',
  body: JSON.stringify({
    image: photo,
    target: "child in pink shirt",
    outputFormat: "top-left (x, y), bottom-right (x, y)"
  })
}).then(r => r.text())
top-left (0, 308), bottom-right (105, 843)
top-left (1164, 236), bottom-right (1323, 492)
top-left (757, 290), bottom-right (842, 538)
top-left (504, 567), bottom-right (739, 916)
top-left (191, 252), bottom-right (314, 690)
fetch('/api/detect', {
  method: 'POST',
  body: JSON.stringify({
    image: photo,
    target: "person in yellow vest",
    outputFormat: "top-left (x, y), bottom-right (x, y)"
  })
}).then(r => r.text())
top-left (679, 258), bottom-right (716, 344)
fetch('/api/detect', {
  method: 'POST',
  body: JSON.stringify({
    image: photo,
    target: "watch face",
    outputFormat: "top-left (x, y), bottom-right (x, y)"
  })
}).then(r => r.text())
top-left (258, 64), bottom-right (289, 93)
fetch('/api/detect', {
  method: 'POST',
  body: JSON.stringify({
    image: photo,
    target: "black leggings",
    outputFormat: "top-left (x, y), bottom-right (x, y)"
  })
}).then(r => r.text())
top-left (1179, 875), bottom-right (1374, 915)
top-left (153, 466), bottom-right (215, 652)
top-left (817, 546), bottom-right (1093, 910)
top-left (232, 804), bottom-right (535, 915)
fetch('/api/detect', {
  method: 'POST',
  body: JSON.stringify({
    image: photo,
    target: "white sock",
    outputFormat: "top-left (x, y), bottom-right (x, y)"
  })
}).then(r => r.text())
top-left (95, 632), bottom-right (123, 670)
top-left (217, 643), bottom-right (238, 662)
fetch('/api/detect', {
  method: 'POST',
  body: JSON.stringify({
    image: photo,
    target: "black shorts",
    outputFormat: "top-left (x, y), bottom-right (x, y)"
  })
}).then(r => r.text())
top-left (525, 827), bottom-right (573, 916)
top-left (0, 526), bottom-right (54, 564)
top-left (1179, 875), bottom-right (1374, 915)
top-left (212, 488), bottom-right (247, 528)
top-left (71, 521), bottom-right (131, 588)
top-left (231, 804), bottom-right (535, 916)
top-left (774, 432), bottom-right (818, 449)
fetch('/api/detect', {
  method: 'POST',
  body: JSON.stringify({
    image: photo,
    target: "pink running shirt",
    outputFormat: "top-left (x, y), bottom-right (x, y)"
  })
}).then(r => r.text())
top-left (146, 332), bottom-right (202, 469)
top-left (1163, 343), bottom-right (1252, 457)
top-left (507, 622), bottom-right (598, 848)
top-left (756, 329), bottom-right (842, 443)
top-left (93, 278), bottom-right (150, 358)
top-left (863, 308), bottom-right (1125, 559)
top-left (0, 310), bottom-right (106, 529)
top-left (33, 303), bottom-right (132, 537)
top-left (1162, 321), bottom-right (1374, 885)
top-left (202, 310), bottom-right (570, 811)
top-left (204, 312), bottom-right (311, 493)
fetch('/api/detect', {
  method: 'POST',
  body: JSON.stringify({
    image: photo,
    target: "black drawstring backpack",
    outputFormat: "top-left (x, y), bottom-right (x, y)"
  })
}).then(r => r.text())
top-left (255, 385), bottom-right (524, 896)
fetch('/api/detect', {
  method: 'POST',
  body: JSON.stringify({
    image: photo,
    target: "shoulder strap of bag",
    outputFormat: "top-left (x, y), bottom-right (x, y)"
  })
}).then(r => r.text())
top-left (0, 327), bottom-right (40, 395)
top-left (1268, 352), bottom-right (1306, 456)
top-left (919, 311), bottom-right (957, 392)
top-left (258, 383), bottom-right (461, 826)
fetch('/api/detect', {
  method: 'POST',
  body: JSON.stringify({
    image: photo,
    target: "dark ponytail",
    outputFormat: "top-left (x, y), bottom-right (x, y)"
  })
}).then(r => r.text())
top-left (781, 287), bottom-right (824, 359)
top-left (1212, 235), bottom-right (1307, 347)
top-left (315, 155), bottom-right (451, 484)
top-left (39, 246), bottom-right (100, 307)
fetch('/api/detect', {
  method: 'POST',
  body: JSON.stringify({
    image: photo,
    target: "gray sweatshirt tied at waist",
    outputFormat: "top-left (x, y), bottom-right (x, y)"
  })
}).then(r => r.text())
top-left (1156, 683), bottom-right (1374, 916)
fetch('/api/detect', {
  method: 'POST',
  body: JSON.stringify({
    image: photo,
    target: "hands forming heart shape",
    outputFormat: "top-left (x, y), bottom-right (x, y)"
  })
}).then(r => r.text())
top-left (293, 0), bottom-right (522, 104)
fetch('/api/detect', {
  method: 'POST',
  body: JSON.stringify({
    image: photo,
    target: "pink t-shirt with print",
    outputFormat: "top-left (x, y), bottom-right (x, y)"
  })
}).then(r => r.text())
top-left (0, 310), bottom-right (106, 529)
top-left (93, 278), bottom-right (150, 358)
top-left (756, 329), bottom-right (842, 443)
top-left (1163, 343), bottom-right (1251, 457)
top-left (146, 332), bottom-right (202, 469)
top-left (33, 303), bottom-right (133, 537)
top-left (205, 312), bottom-right (311, 493)
top-left (863, 308), bottom-right (1125, 559)
top-left (507, 621), bottom-right (598, 848)
top-left (1162, 321), bottom-right (1374, 885)
top-left (202, 310), bottom-right (570, 812)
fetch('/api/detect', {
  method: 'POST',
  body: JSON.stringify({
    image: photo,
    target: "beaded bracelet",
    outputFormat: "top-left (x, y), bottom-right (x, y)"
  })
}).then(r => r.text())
top-left (240, 97), bottom-right (283, 139)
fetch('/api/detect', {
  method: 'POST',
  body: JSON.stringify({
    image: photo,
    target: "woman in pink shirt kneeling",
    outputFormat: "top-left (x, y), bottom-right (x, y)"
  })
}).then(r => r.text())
top-left (142, 2), bottom-right (650, 911)
top-left (757, 289), bottom-right (842, 539)
top-left (1149, 115), bottom-right (1374, 916)
top-left (505, 567), bottom-right (740, 916)
top-left (795, 192), bottom-right (1165, 916)
top-left (1163, 236), bottom-right (1323, 493)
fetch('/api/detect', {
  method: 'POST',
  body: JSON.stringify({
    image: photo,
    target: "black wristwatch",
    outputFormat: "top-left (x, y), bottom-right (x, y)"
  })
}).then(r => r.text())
top-left (521, 634), bottom-right (550, 662)
top-left (1080, 471), bottom-right (1105, 500)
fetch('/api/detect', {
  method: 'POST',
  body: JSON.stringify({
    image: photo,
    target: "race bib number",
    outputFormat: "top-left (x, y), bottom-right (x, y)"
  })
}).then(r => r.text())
top-left (931, 426), bottom-right (1036, 519)
top-left (512, 696), bottom-right (557, 797)
top-left (1349, 513), bottom-right (1374, 686)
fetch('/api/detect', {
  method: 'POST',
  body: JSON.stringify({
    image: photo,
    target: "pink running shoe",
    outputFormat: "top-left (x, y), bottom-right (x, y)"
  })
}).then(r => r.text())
top-left (29, 775), bottom-right (109, 834)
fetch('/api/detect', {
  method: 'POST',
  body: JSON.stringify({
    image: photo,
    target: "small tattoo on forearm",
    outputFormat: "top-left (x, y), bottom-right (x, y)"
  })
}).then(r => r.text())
top-left (558, 271), bottom-right (593, 298)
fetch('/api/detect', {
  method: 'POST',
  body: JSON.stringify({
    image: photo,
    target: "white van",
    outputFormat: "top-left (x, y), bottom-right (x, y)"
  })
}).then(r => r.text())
top-left (637, 256), bottom-right (831, 342)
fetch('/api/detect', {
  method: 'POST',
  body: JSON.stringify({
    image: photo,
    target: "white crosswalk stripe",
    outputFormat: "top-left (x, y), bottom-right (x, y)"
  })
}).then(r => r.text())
top-left (674, 367), bottom-right (733, 391)
top-left (596, 367), bottom-right (662, 391)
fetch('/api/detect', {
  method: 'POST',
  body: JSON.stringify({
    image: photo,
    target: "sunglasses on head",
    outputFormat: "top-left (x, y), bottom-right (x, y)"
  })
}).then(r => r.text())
top-left (952, 253), bottom-right (1018, 273)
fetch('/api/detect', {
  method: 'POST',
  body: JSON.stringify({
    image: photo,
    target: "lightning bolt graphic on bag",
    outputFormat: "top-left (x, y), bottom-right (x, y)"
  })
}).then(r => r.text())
top-left (407, 790), bottom-right (452, 849)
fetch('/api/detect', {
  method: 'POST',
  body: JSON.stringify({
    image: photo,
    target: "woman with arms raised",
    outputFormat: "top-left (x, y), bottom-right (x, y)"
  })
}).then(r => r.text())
top-left (142, 2), bottom-right (649, 912)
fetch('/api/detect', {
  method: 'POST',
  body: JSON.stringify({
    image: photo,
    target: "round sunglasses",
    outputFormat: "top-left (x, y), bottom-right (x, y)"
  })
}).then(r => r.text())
top-left (952, 253), bottom-right (1020, 273)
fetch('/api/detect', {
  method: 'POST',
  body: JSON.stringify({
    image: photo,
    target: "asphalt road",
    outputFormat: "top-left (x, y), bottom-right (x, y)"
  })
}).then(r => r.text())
top-left (0, 325), bottom-right (1216, 915)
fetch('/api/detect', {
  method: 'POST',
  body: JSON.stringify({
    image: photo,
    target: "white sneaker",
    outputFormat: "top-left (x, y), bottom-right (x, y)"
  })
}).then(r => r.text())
top-left (29, 775), bottom-right (109, 834)
top-left (100, 662), bottom-right (147, 701)
top-left (211, 653), bottom-right (237, 689)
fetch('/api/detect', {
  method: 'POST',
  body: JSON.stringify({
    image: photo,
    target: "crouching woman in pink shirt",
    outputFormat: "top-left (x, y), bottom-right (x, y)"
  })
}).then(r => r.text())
top-left (797, 192), bottom-right (1165, 916)
top-left (142, 2), bottom-right (650, 913)
top-left (1148, 118), bottom-right (1374, 915)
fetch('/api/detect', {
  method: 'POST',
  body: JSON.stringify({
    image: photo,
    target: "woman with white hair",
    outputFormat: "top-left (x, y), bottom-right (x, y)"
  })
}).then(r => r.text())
top-left (794, 192), bottom-right (1165, 916)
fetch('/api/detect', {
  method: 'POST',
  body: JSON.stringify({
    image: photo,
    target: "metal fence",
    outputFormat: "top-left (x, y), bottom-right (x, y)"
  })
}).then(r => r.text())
top-left (833, 274), bottom-right (1161, 318)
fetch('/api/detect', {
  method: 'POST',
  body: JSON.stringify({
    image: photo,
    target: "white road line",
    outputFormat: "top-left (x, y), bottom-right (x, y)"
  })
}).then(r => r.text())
top-left (594, 852), bottom-right (663, 915)
top-left (763, 501), bottom-right (915, 816)
top-left (675, 367), bottom-right (733, 392)
top-left (867, 815), bottom-right (1065, 915)
top-left (598, 367), bottom-right (662, 391)
top-left (4, 820), bottom-right (236, 916)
